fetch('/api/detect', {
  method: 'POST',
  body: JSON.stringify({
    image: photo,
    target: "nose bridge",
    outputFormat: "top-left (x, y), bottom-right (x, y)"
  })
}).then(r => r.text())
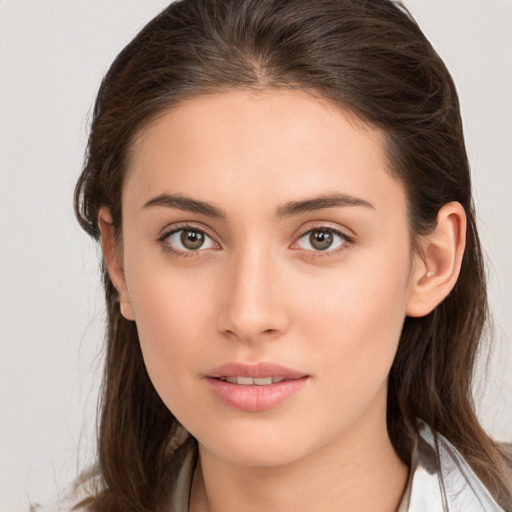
top-left (218, 240), bottom-right (287, 341)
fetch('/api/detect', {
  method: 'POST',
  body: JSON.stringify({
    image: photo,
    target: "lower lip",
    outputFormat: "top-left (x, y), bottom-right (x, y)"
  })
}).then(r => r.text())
top-left (206, 377), bottom-right (308, 412)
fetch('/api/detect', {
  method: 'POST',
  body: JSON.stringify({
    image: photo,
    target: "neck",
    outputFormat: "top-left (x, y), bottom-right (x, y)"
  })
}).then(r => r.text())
top-left (189, 396), bottom-right (408, 512)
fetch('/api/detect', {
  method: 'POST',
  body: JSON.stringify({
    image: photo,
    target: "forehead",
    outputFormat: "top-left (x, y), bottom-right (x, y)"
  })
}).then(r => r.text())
top-left (124, 88), bottom-right (406, 218)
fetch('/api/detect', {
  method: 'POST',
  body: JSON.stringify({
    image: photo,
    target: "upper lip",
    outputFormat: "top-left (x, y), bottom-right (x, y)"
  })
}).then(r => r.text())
top-left (206, 362), bottom-right (307, 380)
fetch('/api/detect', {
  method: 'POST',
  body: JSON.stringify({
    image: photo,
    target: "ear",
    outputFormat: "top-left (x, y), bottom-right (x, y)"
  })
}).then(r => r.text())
top-left (406, 201), bottom-right (466, 317)
top-left (97, 207), bottom-right (135, 321)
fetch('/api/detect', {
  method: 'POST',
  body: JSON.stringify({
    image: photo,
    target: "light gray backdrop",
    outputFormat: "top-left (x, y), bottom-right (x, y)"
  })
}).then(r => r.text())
top-left (0, 1), bottom-right (511, 510)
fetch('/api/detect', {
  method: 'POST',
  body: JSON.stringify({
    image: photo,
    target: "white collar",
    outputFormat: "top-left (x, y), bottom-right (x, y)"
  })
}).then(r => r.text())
top-left (399, 420), bottom-right (504, 511)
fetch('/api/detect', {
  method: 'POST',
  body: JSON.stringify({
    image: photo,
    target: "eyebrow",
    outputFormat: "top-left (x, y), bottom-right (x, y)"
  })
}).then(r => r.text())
top-left (143, 192), bottom-right (373, 219)
top-left (143, 193), bottom-right (226, 218)
top-left (276, 193), bottom-right (374, 219)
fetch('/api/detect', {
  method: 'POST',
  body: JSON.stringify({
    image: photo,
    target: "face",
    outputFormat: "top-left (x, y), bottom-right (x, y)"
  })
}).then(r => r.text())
top-left (111, 89), bottom-right (421, 467)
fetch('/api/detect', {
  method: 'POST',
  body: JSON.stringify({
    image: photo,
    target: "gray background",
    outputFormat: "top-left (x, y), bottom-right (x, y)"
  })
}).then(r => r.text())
top-left (1, 1), bottom-right (511, 510)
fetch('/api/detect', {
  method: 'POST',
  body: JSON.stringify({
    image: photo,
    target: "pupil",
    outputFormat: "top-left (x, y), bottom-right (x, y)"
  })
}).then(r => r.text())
top-left (310, 230), bottom-right (333, 250)
top-left (181, 230), bottom-right (204, 250)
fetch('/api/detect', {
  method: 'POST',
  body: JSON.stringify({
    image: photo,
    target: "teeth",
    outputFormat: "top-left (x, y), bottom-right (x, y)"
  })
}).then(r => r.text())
top-left (253, 377), bottom-right (273, 385)
top-left (237, 376), bottom-right (254, 385)
top-left (222, 376), bottom-right (286, 385)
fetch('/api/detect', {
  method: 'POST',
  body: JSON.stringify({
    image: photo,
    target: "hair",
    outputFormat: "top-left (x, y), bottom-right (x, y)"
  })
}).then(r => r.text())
top-left (73, 0), bottom-right (512, 510)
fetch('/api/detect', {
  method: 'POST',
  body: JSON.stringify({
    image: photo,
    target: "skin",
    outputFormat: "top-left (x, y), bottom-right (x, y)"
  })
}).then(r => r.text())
top-left (99, 88), bottom-right (466, 512)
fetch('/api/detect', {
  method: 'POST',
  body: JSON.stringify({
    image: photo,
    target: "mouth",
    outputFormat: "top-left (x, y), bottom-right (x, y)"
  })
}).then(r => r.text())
top-left (205, 362), bottom-right (309, 412)
top-left (206, 361), bottom-right (308, 380)
top-left (216, 376), bottom-right (288, 385)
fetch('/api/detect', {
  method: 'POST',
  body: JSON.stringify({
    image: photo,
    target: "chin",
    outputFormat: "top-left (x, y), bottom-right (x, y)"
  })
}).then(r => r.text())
top-left (207, 439), bottom-right (308, 468)
top-left (190, 415), bottom-right (323, 468)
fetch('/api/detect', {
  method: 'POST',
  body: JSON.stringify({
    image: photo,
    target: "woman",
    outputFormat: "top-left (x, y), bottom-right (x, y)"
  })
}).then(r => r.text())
top-left (67, 0), bottom-right (512, 510)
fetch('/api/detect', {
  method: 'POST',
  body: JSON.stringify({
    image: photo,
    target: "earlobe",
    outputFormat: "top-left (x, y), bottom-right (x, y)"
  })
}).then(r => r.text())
top-left (406, 202), bottom-right (466, 318)
top-left (97, 207), bottom-right (135, 321)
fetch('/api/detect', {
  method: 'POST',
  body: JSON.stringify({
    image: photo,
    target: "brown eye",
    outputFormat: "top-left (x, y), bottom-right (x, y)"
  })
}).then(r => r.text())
top-left (309, 230), bottom-right (334, 251)
top-left (295, 228), bottom-right (348, 252)
top-left (164, 228), bottom-right (217, 252)
top-left (180, 229), bottom-right (205, 250)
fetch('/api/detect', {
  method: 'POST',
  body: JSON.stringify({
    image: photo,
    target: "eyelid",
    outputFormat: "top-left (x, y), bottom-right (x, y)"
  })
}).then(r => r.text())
top-left (157, 222), bottom-right (221, 254)
top-left (290, 222), bottom-right (355, 253)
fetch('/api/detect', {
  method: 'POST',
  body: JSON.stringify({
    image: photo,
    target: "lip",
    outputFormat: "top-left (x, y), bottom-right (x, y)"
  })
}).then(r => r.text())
top-left (205, 362), bottom-right (309, 412)
top-left (206, 362), bottom-right (307, 380)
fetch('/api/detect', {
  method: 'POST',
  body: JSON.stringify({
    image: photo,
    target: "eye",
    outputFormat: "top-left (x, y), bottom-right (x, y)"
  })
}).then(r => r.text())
top-left (163, 227), bottom-right (217, 252)
top-left (295, 228), bottom-right (349, 252)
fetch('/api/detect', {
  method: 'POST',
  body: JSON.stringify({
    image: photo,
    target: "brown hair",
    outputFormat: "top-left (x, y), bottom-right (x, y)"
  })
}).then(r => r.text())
top-left (74, 0), bottom-right (512, 509)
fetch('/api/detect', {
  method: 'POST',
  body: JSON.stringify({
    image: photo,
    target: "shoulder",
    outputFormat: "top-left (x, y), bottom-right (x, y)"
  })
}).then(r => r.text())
top-left (27, 472), bottom-right (100, 512)
top-left (27, 499), bottom-right (89, 512)
top-left (402, 421), bottom-right (506, 512)
top-left (27, 431), bottom-right (197, 512)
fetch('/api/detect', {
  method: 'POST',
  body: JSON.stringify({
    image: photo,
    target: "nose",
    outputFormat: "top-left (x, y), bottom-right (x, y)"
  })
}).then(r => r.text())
top-left (217, 246), bottom-right (290, 343)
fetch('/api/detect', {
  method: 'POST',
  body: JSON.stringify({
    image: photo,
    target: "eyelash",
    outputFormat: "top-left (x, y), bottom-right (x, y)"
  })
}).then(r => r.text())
top-left (157, 223), bottom-right (218, 259)
top-left (157, 224), bottom-right (354, 259)
top-left (293, 225), bottom-right (354, 258)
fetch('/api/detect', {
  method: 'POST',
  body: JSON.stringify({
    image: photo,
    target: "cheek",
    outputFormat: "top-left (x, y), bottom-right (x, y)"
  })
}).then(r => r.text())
top-left (297, 248), bottom-right (411, 399)
top-left (125, 260), bottom-right (215, 408)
